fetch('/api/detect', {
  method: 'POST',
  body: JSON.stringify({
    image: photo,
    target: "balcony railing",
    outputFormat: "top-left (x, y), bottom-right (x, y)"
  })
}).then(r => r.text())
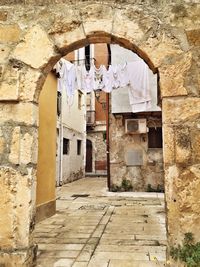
top-left (86, 110), bottom-right (96, 126)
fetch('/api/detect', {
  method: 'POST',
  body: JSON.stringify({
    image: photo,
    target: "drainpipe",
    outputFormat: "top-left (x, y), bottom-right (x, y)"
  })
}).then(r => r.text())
top-left (106, 92), bottom-right (111, 191)
top-left (106, 44), bottom-right (111, 191)
top-left (59, 92), bottom-right (63, 186)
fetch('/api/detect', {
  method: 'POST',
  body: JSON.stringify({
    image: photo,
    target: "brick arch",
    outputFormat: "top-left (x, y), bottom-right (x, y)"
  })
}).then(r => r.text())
top-left (0, 2), bottom-right (200, 267)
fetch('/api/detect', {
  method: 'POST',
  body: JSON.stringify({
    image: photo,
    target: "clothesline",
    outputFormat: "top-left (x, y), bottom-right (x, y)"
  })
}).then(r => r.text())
top-left (54, 58), bottom-right (151, 113)
top-left (70, 57), bottom-right (96, 63)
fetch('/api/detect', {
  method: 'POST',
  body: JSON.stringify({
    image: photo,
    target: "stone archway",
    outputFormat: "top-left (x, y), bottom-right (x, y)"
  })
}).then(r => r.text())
top-left (0, 2), bottom-right (200, 266)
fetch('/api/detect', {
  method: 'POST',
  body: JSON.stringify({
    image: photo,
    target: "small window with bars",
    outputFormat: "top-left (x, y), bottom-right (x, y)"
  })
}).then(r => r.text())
top-left (148, 127), bottom-right (163, 148)
top-left (77, 140), bottom-right (82, 155)
top-left (63, 138), bottom-right (70, 155)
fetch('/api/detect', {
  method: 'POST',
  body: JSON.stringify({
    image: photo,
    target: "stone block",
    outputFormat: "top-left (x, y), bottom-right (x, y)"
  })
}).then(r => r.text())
top-left (52, 27), bottom-right (86, 53)
top-left (112, 7), bottom-right (155, 47)
top-left (0, 45), bottom-right (11, 63)
top-left (169, 4), bottom-right (200, 31)
top-left (0, 137), bottom-right (5, 154)
top-left (48, 8), bottom-right (86, 53)
top-left (0, 167), bottom-right (36, 250)
top-left (165, 164), bottom-right (200, 243)
top-left (175, 126), bottom-right (191, 164)
top-left (0, 24), bottom-right (21, 43)
top-left (0, 102), bottom-right (38, 126)
top-left (186, 29), bottom-right (200, 46)
top-left (9, 127), bottom-right (38, 165)
top-left (191, 129), bottom-right (200, 163)
top-left (12, 25), bottom-right (55, 69)
top-left (19, 68), bottom-right (44, 102)
top-left (0, 168), bottom-right (14, 248)
top-left (0, 65), bottom-right (20, 101)
top-left (81, 4), bottom-right (113, 37)
top-left (20, 131), bottom-right (38, 164)
top-left (0, 11), bottom-right (8, 21)
top-left (162, 97), bottom-right (200, 124)
top-left (140, 33), bottom-right (183, 69)
top-left (9, 126), bottom-right (20, 164)
top-left (159, 52), bottom-right (192, 97)
top-left (0, 251), bottom-right (27, 267)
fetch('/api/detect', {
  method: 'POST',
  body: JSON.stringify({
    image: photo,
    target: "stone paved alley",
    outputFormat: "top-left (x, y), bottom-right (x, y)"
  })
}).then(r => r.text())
top-left (35, 178), bottom-right (166, 267)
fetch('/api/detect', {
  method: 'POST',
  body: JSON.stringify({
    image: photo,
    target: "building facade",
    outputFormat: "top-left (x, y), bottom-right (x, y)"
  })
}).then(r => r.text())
top-left (85, 44), bottom-right (108, 175)
top-left (56, 53), bottom-right (86, 185)
top-left (110, 45), bottom-right (164, 191)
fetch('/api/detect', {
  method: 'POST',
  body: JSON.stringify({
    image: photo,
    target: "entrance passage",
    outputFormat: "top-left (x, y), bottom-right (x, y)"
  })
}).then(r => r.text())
top-left (35, 178), bottom-right (166, 267)
top-left (86, 139), bottom-right (93, 173)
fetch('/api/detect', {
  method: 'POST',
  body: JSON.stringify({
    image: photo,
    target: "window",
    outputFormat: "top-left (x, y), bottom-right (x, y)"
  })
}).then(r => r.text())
top-left (85, 45), bottom-right (90, 70)
top-left (57, 91), bottom-right (62, 116)
top-left (77, 140), bottom-right (82, 155)
top-left (78, 90), bottom-right (82, 109)
top-left (148, 127), bottom-right (163, 148)
top-left (63, 138), bottom-right (70, 155)
top-left (103, 131), bottom-right (106, 142)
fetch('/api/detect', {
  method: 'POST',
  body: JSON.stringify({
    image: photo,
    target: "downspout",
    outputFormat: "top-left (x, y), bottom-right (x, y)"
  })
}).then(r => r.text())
top-left (106, 92), bottom-right (111, 191)
top-left (106, 44), bottom-right (111, 191)
top-left (60, 93), bottom-right (63, 186)
top-left (58, 91), bottom-right (63, 186)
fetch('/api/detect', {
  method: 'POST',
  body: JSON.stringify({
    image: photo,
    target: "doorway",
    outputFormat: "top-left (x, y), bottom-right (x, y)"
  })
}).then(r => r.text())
top-left (86, 139), bottom-right (93, 173)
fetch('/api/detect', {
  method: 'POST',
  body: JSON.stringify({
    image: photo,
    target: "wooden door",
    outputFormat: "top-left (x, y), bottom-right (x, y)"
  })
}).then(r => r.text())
top-left (86, 139), bottom-right (92, 172)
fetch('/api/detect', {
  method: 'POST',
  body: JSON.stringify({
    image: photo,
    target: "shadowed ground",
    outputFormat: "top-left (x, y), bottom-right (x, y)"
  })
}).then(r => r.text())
top-left (35, 177), bottom-right (166, 267)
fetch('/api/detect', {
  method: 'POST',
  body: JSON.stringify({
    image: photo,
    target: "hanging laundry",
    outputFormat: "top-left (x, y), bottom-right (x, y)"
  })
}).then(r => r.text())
top-left (112, 65), bottom-right (121, 89)
top-left (54, 59), bottom-right (64, 93)
top-left (81, 64), bottom-right (95, 93)
top-left (101, 65), bottom-right (114, 93)
top-left (65, 60), bottom-right (76, 105)
top-left (55, 58), bottom-right (76, 105)
top-left (127, 60), bottom-right (151, 112)
top-left (94, 64), bottom-right (104, 90)
top-left (56, 56), bottom-right (151, 114)
top-left (75, 64), bottom-right (82, 90)
top-left (118, 62), bottom-right (129, 87)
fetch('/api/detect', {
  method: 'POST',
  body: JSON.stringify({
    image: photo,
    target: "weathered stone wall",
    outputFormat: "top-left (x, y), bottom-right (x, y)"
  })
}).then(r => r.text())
top-left (110, 114), bottom-right (164, 192)
top-left (62, 127), bottom-right (85, 183)
top-left (87, 129), bottom-right (107, 174)
top-left (0, 1), bottom-right (200, 266)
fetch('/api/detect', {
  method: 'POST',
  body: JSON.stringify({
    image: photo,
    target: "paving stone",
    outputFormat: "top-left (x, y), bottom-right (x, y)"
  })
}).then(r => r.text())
top-left (38, 243), bottom-right (84, 251)
top-left (72, 262), bottom-right (88, 267)
top-left (96, 245), bottom-right (166, 253)
top-left (109, 259), bottom-right (166, 267)
top-left (53, 258), bottom-right (74, 267)
top-left (76, 249), bottom-right (93, 261)
top-left (37, 250), bottom-right (79, 258)
top-left (91, 251), bottom-right (150, 261)
top-left (35, 178), bottom-right (166, 266)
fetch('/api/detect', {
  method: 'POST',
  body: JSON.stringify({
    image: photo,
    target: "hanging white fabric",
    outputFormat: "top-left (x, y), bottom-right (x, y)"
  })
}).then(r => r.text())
top-left (102, 65), bottom-right (114, 93)
top-left (118, 62), bottom-right (129, 88)
top-left (127, 60), bottom-right (151, 112)
top-left (81, 64), bottom-right (95, 93)
top-left (94, 64), bottom-right (104, 91)
top-left (55, 58), bottom-right (76, 105)
top-left (55, 57), bottom-right (151, 113)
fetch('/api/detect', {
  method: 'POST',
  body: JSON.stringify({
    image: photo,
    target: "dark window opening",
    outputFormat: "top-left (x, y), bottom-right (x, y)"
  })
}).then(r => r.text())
top-left (103, 131), bottom-right (106, 142)
top-left (57, 91), bottom-right (61, 116)
top-left (148, 127), bottom-right (163, 148)
top-left (63, 138), bottom-right (70, 155)
top-left (78, 90), bottom-right (82, 109)
top-left (85, 45), bottom-right (90, 71)
top-left (77, 140), bottom-right (82, 155)
top-left (107, 44), bottom-right (111, 66)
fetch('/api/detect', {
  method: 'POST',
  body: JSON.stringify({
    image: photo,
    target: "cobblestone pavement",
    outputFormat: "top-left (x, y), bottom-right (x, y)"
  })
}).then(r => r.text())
top-left (35, 178), bottom-right (167, 267)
